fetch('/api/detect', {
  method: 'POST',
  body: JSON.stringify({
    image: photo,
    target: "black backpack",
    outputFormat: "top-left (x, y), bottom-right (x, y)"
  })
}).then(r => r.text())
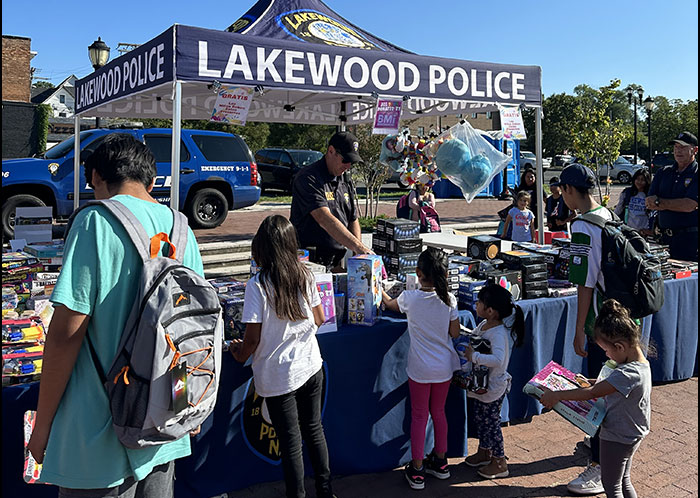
top-left (577, 212), bottom-right (664, 318)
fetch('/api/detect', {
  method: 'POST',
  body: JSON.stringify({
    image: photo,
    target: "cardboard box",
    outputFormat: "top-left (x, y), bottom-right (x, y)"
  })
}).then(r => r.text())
top-left (347, 255), bottom-right (383, 326)
top-left (219, 292), bottom-right (246, 340)
top-left (382, 219), bottom-right (420, 240)
top-left (385, 252), bottom-right (421, 275)
top-left (405, 273), bottom-right (420, 290)
top-left (467, 235), bottom-right (501, 260)
top-left (523, 361), bottom-right (606, 436)
top-left (483, 269), bottom-right (523, 300)
top-left (499, 250), bottom-right (545, 267)
top-left (314, 273), bottom-right (337, 334)
top-left (387, 238), bottom-right (422, 254)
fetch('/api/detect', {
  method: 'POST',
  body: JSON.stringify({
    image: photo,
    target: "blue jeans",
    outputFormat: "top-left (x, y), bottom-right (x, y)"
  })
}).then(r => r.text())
top-left (265, 368), bottom-right (333, 498)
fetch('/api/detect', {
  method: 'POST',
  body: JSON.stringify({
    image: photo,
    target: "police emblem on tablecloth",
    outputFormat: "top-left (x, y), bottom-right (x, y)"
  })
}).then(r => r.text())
top-left (241, 364), bottom-right (329, 464)
top-left (277, 10), bottom-right (380, 50)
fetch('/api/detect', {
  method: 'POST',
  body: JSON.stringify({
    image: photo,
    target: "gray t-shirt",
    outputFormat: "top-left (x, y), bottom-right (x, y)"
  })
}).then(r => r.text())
top-left (600, 361), bottom-right (652, 444)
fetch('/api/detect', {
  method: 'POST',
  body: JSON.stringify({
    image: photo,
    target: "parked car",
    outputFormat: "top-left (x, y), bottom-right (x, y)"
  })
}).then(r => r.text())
top-left (255, 148), bottom-right (323, 192)
top-left (519, 151), bottom-right (551, 169)
top-left (597, 156), bottom-right (644, 184)
top-left (650, 152), bottom-right (675, 174)
top-left (621, 154), bottom-right (646, 166)
top-left (2, 128), bottom-right (260, 237)
top-left (553, 154), bottom-right (575, 168)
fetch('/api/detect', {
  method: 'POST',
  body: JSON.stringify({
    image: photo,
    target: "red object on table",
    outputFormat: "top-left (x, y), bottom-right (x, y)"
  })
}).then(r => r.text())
top-left (535, 230), bottom-right (570, 244)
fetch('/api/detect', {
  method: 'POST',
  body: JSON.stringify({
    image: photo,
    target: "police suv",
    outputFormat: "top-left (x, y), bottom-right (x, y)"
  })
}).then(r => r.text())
top-left (2, 128), bottom-right (261, 238)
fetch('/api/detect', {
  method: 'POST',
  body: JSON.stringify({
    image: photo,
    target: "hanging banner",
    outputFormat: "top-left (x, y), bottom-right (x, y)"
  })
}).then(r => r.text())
top-left (210, 86), bottom-right (254, 124)
top-left (499, 105), bottom-right (527, 140)
top-left (372, 98), bottom-right (403, 135)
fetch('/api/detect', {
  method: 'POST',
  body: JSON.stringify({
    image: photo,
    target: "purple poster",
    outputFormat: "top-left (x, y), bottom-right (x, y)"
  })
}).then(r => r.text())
top-left (372, 98), bottom-right (403, 134)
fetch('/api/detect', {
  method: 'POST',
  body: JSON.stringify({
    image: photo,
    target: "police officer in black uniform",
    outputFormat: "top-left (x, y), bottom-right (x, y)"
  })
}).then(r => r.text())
top-left (646, 131), bottom-right (698, 261)
top-left (290, 131), bottom-right (373, 269)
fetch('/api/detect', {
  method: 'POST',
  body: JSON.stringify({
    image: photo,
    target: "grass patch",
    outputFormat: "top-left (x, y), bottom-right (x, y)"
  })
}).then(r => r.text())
top-left (260, 194), bottom-right (293, 203)
top-left (358, 214), bottom-right (389, 233)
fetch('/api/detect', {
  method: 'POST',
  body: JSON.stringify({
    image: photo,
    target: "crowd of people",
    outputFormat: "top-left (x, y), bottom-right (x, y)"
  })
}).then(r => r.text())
top-left (25, 129), bottom-right (697, 498)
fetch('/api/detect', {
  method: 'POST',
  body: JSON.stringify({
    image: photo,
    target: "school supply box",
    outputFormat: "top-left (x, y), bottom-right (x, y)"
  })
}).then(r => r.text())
top-left (347, 255), bottom-right (383, 326)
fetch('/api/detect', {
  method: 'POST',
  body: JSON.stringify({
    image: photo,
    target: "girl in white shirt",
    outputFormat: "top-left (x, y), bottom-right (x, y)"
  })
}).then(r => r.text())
top-left (463, 284), bottom-right (525, 480)
top-left (382, 248), bottom-right (461, 490)
top-left (231, 215), bottom-right (334, 498)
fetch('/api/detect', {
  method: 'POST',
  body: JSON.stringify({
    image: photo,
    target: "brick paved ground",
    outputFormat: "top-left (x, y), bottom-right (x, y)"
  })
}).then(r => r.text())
top-left (225, 377), bottom-right (698, 498)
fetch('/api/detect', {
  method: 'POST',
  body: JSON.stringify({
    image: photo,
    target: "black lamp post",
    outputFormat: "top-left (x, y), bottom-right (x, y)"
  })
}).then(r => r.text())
top-left (643, 96), bottom-right (655, 168)
top-left (87, 37), bottom-right (110, 128)
top-left (626, 86), bottom-right (644, 164)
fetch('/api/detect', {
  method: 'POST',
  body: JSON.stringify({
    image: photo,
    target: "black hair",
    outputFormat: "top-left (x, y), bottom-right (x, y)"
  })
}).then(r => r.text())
top-left (566, 184), bottom-right (596, 196)
top-left (477, 284), bottom-right (525, 347)
top-left (519, 168), bottom-right (537, 187)
top-left (549, 176), bottom-right (560, 185)
top-left (593, 299), bottom-right (655, 357)
top-left (251, 215), bottom-right (312, 321)
top-left (630, 169), bottom-right (651, 194)
top-left (417, 247), bottom-right (451, 307)
top-left (83, 133), bottom-right (157, 189)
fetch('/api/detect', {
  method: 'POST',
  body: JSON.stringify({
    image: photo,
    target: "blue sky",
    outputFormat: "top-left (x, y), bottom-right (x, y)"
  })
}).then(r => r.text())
top-left (3, 0), bottom-right (697, 101)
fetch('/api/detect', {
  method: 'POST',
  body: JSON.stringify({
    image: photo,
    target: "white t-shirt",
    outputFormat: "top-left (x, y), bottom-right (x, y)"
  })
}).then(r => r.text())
top-left (242, 273), bottom-right (323, 398)
top-left (397, 290), bottom-right (459, 383)
top-left (467, 321), bottom-right (513, 404)
top-left (569, 206), bottom-right (614, 291)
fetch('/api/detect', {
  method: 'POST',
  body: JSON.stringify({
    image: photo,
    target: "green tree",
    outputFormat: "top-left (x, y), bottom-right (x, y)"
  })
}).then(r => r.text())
top-left (267, 123), bottom-right (336, 151)
top-left (349, 124), bottom-right (390, 218)
top-left (541, 93), bottom-right (578, 157)
top-left (32, 81), bottom-right (55, 89)
top-left (140, 119), bottom-right (270, 155)
top-left (572, 79), bottom-right (629, 204)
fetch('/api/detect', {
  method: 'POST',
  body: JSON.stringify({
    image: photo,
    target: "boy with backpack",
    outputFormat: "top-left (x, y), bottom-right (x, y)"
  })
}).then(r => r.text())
top-left (551, 163), bottom-right (663, 495)
top-left (28, 134), bottom-right (213, 497)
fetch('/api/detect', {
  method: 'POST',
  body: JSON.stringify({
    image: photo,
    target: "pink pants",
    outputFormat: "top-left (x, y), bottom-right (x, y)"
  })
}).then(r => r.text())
top-left (408, 379), bottom-right (451, 461)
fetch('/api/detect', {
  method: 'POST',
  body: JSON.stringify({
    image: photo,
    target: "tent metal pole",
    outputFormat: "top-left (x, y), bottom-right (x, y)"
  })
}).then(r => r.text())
top-left (170, 81), bottom-right (182, 210)
top-left (73, 115), bottom-right (81, 212)
top-left (535, 107), bottom-right (544, 244)
top-left (340, 101), bottom-right (346, 132)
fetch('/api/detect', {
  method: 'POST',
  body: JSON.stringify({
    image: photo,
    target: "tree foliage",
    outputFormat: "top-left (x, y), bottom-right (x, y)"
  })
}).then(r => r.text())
top-left (572, 79), bottom-right (629, 204)
top-left (266, 123), bottom-right (335, 151)
top-left (349, 124), bottom-right (390, 218)
top-left (32, 81), bottom-right (55, 89)
top-left (34, 104), bottom-right (52, 155)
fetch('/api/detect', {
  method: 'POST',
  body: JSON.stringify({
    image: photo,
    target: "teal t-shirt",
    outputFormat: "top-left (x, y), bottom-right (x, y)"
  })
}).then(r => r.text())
top-left (42, 195), bottom-right (204, 489)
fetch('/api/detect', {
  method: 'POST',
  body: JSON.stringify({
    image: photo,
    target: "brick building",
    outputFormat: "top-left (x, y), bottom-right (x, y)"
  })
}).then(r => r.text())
top-left (2, 35), bottom-right (34, 103)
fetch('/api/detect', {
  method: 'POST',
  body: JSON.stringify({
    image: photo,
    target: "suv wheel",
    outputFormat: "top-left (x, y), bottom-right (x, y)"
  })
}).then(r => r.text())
top-left (618, 171), bottom-right (632, 184)
top-left (188, 188), bottom-right (229, 229)
top-left (2, 194), bottom-right (46, 239)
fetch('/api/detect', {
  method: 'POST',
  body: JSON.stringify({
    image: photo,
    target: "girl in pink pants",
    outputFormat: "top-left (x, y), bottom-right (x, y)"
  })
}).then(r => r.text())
top-left (382, 248), bottom-right (461, 491)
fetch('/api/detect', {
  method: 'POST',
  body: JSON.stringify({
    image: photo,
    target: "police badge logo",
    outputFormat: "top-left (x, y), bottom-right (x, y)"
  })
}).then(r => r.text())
top-left (277, 10), bottom-right (380, 50)
top-left (241, 364), bottom-right (329, 464)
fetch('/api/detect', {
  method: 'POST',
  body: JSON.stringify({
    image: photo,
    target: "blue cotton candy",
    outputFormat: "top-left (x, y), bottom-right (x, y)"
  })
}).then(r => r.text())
top-left (434, 138), bottom-right (472, 176)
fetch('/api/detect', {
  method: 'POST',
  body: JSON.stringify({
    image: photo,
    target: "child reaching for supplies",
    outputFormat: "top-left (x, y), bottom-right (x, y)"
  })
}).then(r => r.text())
top-left (381, 247), bottom-right (461, 491)
top-left (540, 299), bottom-right (652, 498)
top-left (463, 284), bottom-right (525, 479)
top-left (502, 191), bottom-right (536, 242)
top-left (230, 215), bottom-right (335, 498)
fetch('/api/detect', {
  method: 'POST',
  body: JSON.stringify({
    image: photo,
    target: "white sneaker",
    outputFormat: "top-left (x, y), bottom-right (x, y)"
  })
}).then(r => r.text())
top-left (567, 462), bottom-right (604, 495)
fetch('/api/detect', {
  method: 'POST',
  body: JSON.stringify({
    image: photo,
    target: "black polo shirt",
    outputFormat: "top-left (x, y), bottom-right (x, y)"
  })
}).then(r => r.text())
top-left (290, 157), bottom-right (357, 251)
top-left (649, 160), bottom-right (698, 229)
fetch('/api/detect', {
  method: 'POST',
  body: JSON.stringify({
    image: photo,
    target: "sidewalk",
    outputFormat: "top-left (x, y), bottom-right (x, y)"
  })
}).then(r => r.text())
top-left (224, 377), bottom-right (698, 498)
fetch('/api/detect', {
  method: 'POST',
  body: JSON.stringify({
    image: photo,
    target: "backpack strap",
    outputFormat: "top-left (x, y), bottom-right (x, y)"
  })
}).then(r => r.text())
top-left (169, 210), bottom-right (189, 264)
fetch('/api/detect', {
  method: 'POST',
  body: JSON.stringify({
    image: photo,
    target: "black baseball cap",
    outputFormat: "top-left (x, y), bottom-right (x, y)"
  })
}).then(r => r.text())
top-left (328, 131), bottom-right (363, 164)
top-left (550, 163), bottom-right (596, 188)
top-left (668, 131), bottom-right (698, 147)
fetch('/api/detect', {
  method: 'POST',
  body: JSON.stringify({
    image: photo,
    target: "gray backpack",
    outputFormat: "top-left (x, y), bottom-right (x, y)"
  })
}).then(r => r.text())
top-left (66, 199), bottom-right (223, 449)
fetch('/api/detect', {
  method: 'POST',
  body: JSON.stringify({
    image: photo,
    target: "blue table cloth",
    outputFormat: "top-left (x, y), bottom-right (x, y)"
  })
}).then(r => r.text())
top-left (3, 276), bottom-right (696, 498)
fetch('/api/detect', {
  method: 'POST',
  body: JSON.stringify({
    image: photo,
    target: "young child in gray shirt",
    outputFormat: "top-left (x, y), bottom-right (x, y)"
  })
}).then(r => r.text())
top-left (540, 299), bottom-right (652, 498)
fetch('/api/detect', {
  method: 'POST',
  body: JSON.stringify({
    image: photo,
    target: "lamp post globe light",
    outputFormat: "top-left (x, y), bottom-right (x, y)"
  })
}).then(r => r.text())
top-left (626, 86), bottom-right (644, 165)
top-left (87, 37), bottom-right (110, 128)
top-left (643, 96), bottom-right (655, 168)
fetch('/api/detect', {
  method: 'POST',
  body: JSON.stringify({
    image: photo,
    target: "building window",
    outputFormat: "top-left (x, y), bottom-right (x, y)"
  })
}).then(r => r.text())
top-left (59, 112), bottom-right (67, 117)
top-left (471, 113), bottom-right (477, 119)
top-left (417, 126), bottom-right (425, 136)
top-left (486, 112), bottom-right (492, 119)
top-left (59, 94), bottom-right (65, 104)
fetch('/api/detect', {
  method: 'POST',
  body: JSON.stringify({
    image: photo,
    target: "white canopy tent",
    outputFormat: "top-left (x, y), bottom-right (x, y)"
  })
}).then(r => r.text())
top-left (73, 0), bottom-right (546, 239)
